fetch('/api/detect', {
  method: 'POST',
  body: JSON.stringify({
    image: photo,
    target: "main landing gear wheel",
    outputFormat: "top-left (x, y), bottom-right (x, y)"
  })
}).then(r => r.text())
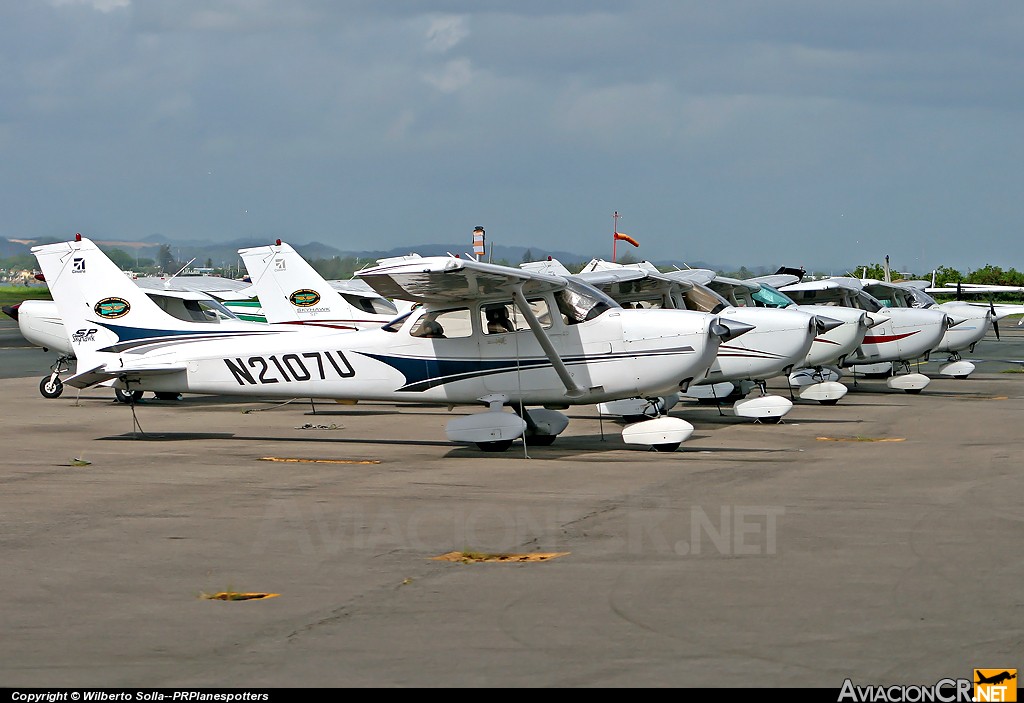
top-left (475, 439), bottom-right (515, 452)
top-left (39, 376), bottom-right (64, 399)
top-left (114, 388), bottom-right (145, 404)
top-left (819, 399), bottom-right (840, 406)
top-left (652, 442), bottom-right (681, 453)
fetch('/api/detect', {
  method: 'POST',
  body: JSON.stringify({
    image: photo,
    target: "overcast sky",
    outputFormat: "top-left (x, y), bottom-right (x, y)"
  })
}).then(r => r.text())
top-left (2, 1), bottom-right (1022, 273)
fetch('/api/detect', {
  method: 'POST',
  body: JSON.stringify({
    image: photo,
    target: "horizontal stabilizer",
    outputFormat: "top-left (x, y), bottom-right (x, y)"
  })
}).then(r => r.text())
top-left (65, 363), bottom-right (189, 389)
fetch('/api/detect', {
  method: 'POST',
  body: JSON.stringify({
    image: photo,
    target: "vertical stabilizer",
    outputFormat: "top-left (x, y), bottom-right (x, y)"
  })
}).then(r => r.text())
top-left (31, 235), bottom-right (183, 371)
top-left (238, 241), bottom-right (367, 328)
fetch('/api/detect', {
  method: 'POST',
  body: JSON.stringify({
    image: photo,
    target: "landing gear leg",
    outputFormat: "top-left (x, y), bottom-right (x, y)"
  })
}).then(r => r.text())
top-left (39, 354), bottom-right (72, 399)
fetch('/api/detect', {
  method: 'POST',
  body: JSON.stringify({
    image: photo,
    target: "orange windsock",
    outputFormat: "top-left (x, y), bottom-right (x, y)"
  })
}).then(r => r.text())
top-left (614, 232), bottom-right (639, 247)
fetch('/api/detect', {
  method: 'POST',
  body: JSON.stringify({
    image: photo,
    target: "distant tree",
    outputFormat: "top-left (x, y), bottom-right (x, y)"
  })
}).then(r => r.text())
top-left (931, 265), bottom-right (964, 286)
top-left (967, 264), bottom-right (1006, 286)
top-left (521, 248), bottom-right (534, 264)
top-left (850, 262), bottom-right (888, 280)
top-left (103, 247), bottom-right (136, 271)
top-left (2, 254), bottom-right (39, 272)
top-left (309, 255), bottom-right (362, 280)
top-left (616, 252), bottom-right (639, 264)
top-left (206, 258), bottom-right (213, 269)
top-left (157, 244), bottom-right (177, 273)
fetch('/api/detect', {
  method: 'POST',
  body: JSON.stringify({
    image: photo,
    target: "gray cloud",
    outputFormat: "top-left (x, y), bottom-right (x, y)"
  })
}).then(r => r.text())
top-left (2, 0), bottom-right (1022, 272)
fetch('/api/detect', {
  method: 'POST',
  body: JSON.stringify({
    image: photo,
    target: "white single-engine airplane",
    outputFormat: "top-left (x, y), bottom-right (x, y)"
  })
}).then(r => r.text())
top-left (856, 278), bottom-right (992, 379)
top-left (35, 234), bottom-right (753, 452)
top-left (777, 276), bottom-right (956, 393)
top-left (522, 258), bottom-right (842, 422)
top-left (709, 273), bottom-right (877, 390)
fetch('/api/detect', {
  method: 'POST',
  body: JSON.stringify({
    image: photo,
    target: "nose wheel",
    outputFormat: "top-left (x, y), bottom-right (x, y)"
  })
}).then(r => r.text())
top-left (39, 375), bottom-right (64, 399)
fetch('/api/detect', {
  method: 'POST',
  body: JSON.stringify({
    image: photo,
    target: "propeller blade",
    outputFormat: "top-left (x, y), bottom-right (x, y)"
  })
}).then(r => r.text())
top-left (990, 300), bottom-right (1000, 341)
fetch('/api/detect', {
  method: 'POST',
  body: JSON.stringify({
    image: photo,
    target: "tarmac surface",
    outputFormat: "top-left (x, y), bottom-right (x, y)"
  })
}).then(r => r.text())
top-left (1, 314), bottom-right (1023, 687)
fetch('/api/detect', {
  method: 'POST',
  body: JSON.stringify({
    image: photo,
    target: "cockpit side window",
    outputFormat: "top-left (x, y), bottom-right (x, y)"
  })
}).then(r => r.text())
top-left (409, 307), bottom-right (473, 339)
top-left (481, 299), bottom-right (553, 334)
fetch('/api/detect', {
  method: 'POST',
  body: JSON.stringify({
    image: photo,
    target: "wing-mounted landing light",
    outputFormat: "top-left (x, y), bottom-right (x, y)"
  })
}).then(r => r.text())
top-left (814, 316), bottom-right (844, 334)
top-left (711, 318), bottom-right (755, 342)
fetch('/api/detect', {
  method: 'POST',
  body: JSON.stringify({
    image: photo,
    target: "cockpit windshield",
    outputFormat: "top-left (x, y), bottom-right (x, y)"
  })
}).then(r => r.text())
top-left (751, 284), bottom-right (796, 309)
top-left (862, 284), bottom-right (914, 308)
top-left (852, 290), bottom-right (884, 313)
top-left (557, 279), bottom-right (621, 324)
top-left (680, 283), bottom-right (729, 315)
top-left (902, 287), bottom-right (938, 309)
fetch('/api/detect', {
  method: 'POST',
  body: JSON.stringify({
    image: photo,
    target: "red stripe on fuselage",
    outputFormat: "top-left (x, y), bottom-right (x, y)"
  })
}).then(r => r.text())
top-left (862, 331), bottom-right (918, 344)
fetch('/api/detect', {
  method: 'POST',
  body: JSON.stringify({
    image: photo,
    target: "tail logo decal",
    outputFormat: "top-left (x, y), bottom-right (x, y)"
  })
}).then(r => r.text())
top-left (73, 257), bottom-right (86, 273)
top-left (289, 289), bottom-right (321, 307)
top-left (94, 297), bottom-right (131, 319)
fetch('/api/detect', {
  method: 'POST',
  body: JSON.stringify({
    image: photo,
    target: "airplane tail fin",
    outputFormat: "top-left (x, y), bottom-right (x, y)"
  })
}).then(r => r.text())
top-left (31, 235), bottom-right (234, 375)
top-left (238, 240), bottom-right (363, 327)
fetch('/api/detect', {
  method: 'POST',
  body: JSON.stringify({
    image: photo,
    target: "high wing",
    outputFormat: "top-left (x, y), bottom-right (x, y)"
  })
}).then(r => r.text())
top-left (782, 277), bottom-right (865, 293)
top-left (133, 274), bottom-right (256, 301)
top-left (356, 255), bottom-right (569, 304)
top-left (748, 273), bottom-right (801, 288)
top-left (661, 268), bottom-right (717, 287)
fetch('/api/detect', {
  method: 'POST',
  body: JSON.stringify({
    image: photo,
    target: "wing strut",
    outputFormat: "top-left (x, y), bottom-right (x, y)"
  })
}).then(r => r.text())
top-left (512, 285), bottom-right (586, 398)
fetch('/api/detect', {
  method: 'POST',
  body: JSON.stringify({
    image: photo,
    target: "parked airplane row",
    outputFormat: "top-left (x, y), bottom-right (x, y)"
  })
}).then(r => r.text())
top-left (2, 234), bottom-right (1011, 453)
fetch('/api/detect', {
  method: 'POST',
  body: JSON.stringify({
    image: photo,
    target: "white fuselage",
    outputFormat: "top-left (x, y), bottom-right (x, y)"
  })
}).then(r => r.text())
top-left (12, 300), bottom-right (70, 354)
top-left (930, 302), bottom-right (991, 354)
top-left (81, 307), bottom-right (725, 406)
top-left (695, 306), bottom-right (816, 384)
top-left (789, 304), bottom-right (870, 368)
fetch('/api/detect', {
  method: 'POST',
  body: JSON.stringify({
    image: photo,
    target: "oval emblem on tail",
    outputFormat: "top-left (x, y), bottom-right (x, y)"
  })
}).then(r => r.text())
top-left (94, 297), bottom-right (130, 319)
top-left (289, 289), bottom-right (321, 307)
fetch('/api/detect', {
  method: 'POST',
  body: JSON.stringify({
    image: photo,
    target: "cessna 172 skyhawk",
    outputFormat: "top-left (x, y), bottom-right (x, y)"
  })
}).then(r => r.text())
top-left (855, 278), bottom-right (991, 379)
top-left (702, 272), bottom-right (877, 390)
top-left (522, 258), bottom-right (843, 422)
top-left (776, 277), bottom-right (956, 393)
top-left (34, 235), bottom-right (753, 452)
